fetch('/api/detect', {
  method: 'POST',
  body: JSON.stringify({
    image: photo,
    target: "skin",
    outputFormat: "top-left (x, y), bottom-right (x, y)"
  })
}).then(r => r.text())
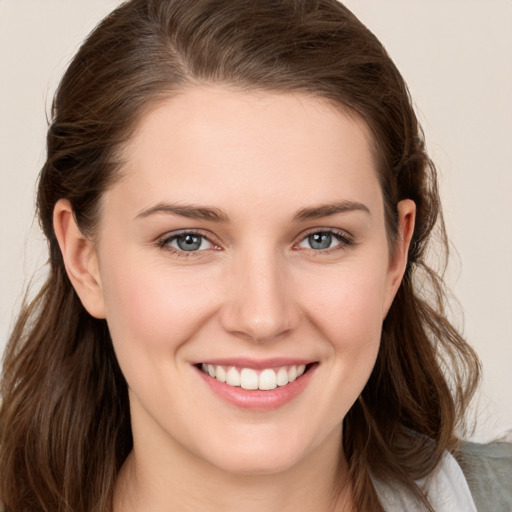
top-left (54, 86), bottom-right (415, 511)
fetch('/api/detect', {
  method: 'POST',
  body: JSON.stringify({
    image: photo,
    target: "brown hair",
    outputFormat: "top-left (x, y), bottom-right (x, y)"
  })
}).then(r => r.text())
top-left (0, 1), bottom-right (480, 511)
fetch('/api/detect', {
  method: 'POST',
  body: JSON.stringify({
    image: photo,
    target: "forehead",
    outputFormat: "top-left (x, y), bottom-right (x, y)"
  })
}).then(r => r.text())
top-left (113, 86), bottom-right (382, 218)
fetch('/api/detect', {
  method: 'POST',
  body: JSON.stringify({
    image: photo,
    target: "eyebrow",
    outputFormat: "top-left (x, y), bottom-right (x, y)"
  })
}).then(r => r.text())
top-left (135, 200), bottom-right (371, 223)
top-left (135, 203), bottom-right (229, 222)
top-left (292, 201), bottom-right (371, 221)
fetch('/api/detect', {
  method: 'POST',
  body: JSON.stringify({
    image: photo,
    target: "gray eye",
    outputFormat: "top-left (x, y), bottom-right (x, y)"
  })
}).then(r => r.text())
top-left (307, 232), bottom-right (333, 250)
top-left (172, 234), bottom-right (210, 252)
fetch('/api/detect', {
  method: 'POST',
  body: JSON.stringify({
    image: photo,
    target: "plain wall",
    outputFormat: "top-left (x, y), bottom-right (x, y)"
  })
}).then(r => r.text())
top-left (1, 0), bottom-right (511, 441)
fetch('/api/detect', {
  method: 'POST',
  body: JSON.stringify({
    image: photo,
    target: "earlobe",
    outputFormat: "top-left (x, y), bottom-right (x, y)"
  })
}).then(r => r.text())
top-left (384, 199), bottom-right (416, 315)
top-left (53, 199), bottom-right (106, 319)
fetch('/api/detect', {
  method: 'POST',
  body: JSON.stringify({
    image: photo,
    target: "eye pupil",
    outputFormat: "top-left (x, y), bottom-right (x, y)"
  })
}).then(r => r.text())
top-left (309, 232), bottom-right (332, 250)
top-left (177, 234), bottom-right (202, 251)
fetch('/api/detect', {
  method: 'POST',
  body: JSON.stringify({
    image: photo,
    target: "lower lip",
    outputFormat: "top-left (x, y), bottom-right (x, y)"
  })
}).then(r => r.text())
top-left (195, 364), bottom-right (317, 411)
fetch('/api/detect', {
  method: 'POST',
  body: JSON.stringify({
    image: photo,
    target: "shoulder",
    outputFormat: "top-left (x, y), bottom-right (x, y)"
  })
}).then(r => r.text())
top-left (455, 440), bottom-right (512, 512)
top-left (372, 450), bottom-right (477, 511)
top-left (373, 443), bottom-right (510, 512)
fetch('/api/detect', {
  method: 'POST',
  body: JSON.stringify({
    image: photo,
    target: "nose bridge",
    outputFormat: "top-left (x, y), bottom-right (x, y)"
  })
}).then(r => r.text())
top-left (220, 244), bottom-right (299, 342)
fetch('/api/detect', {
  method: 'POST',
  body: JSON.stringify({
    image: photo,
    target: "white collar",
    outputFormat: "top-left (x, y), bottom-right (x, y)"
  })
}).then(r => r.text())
top-left (372, 451), bottom-right (477, 511)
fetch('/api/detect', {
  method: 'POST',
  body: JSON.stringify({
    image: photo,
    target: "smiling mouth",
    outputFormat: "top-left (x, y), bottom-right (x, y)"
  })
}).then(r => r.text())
top-left (198, 363), bottom-right (314, 391)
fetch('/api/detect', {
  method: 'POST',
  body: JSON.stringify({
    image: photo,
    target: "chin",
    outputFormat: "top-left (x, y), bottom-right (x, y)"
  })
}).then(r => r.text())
top-left (199, 430), bottom-right (316, 476)
top-left (211, 452), bottom-right (302, 477)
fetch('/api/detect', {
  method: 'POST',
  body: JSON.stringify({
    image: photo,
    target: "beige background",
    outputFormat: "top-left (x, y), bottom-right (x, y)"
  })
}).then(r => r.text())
top-left (1, 1), bottom-right (511, 441)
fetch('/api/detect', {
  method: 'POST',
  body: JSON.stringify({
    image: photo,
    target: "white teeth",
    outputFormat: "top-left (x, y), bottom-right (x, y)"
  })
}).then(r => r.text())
top-left (240, 369), bottom-right (259, 390)
top-left (259, 369), bottom-right (277, 390)
top-left (201, 364), bottom-right (309, 390)
top-left (215, 365), bottom-right (226, 383)
top-left (276, 367), bottom-right (289, 387)
top-left (226, 367), bottom-right (241, 387)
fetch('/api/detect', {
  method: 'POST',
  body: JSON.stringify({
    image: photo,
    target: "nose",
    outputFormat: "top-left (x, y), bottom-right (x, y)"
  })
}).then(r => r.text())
top-left (219, 249), bottom-right (300, 343)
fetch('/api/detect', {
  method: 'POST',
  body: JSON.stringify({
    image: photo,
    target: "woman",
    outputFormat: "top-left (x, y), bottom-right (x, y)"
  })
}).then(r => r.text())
top-left (0, 1), bottom-right (510, 511)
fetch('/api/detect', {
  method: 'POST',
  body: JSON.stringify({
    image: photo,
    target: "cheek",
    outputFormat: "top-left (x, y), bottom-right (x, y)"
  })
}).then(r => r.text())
top-left (288, 259), bottom-right (389, 431)
top-left (300, 260), bottom-right (389, 351)
top-left (99, 253), bottom-right (219, 361)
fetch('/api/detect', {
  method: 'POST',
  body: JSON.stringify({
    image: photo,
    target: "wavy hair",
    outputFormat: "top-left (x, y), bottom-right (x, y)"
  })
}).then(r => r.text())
top-left (0, 1), bottom-right (480, 511)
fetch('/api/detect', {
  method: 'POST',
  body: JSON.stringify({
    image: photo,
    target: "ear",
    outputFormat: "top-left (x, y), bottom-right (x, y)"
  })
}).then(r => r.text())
top-left (383, 199), bottom-right (416, 316)
top-left (53, 199), bottom-right (106, 319)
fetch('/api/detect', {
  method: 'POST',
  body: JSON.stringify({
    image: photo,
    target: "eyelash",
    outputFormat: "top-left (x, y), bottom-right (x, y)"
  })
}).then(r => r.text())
top-left (294, 228), bottom-right (354, 253)
top-left (157, 228), bottom-right (354, 256)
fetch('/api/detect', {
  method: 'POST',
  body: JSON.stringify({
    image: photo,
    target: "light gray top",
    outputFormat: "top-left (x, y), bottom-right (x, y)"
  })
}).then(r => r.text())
top-left (374, 441), bottom-right (512, 512)
top-left (457, 440), bottom-right (512, 512)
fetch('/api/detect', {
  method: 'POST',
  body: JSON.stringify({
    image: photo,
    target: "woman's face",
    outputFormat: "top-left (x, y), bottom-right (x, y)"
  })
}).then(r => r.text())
top-left (89, 87), bottom-right (413, 475)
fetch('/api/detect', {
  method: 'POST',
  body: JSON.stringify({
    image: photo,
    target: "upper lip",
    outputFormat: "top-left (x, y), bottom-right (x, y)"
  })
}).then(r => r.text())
top-left (193, 357), bottom-right (316, 370)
